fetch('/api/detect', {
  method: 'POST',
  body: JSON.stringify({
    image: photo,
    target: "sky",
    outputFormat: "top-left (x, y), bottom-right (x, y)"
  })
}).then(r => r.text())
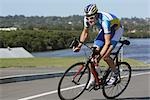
top-left (0, 0), bottom-right (149, 18)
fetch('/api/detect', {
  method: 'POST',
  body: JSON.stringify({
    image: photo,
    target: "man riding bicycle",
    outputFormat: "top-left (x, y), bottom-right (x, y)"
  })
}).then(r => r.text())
top-left (73, 4), bottom-right (124, 89)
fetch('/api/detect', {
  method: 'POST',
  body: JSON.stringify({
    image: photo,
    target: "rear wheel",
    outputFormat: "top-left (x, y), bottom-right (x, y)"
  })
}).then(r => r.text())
top-left (102, 62), bottom-right (131, 99)
top-left (58, 62), bottom-right (90, 100)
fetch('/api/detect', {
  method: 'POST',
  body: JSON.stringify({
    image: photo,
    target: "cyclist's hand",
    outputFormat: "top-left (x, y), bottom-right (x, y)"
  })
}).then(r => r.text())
top-left (73, 46), bottom-right (81, 52)
top-left (72, 42), bottom-right (82, 52)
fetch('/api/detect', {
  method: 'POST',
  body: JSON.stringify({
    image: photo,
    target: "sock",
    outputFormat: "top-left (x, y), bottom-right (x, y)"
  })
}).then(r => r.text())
top-left (89, 72), bottom-right (94, 83)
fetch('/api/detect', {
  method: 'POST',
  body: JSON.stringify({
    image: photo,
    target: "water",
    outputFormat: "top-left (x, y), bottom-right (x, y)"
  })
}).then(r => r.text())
top-left (32, 38), bottom-right (150, 64)
top-left (123, 38), bottom-right (150, 64)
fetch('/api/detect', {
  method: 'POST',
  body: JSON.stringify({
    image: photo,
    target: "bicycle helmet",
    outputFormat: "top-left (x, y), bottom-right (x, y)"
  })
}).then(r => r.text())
top-left (84, 4), bottom-right (98, 17)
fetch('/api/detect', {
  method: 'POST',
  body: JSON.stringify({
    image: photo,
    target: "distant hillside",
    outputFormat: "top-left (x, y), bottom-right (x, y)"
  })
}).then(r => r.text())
top-left (121, 17), bottom-right (150, 38)
top-left (0, 15), bottom-right (149, 38)
top-left (0, 15), bottom-right (83, 31)
top-left (0, 15), bottom-right (149, 52)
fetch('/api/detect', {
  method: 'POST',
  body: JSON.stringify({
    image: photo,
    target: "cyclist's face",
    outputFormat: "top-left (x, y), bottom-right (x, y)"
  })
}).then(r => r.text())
top-left (86, 15), bottom-right (96, 26)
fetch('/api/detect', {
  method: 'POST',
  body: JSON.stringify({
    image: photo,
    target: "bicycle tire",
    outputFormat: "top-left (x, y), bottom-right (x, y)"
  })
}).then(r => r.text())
top-left (102, 62), bottom-right (132, 99)
top-left (58, 62), bottom-right (90, 100)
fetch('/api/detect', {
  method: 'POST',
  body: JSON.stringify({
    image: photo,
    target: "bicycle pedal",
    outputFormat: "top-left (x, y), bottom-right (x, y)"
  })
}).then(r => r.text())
top-left (93, 85), bottom-right (100, 90)
top-left (88, 87), bottom-right (94, 92)
top-left (85, 84), bottom-right (94, 91)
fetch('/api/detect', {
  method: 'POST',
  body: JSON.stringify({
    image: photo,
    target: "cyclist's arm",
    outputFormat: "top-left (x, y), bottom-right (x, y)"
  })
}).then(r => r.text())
top-left (100, 20), bottom-right (111, 57)
top-left (73, 28), bottom-right (88, 52)
top-left (100, 34), bottom-right (111, 57)
top-left (78, 16), bottom-right (89, 47)
top-left (78, 27), bottom-right (89, 47)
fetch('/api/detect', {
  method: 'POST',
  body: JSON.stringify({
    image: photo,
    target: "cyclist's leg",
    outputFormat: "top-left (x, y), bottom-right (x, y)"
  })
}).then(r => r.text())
top-left (102, 45), bottom-right (119, 85)
top-left (93, 30), bottom-right (105, 64)
top-left (103, 27), bottom-right (124, 85)
top-left (102, 45), bottom-right (115, 71)
top-left (103, 27), bottom-right (124, 71)
top-left (86, 30), bottom-right (104, 90)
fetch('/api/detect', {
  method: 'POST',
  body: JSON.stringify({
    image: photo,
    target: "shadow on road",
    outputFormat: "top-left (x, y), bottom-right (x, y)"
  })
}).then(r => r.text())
top-left (93, 96), bottom-right (150, 100)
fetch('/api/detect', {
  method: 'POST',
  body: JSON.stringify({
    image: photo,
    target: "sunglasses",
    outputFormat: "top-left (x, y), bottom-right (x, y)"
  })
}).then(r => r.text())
top-left (86, 15), bottom-right (95, 21)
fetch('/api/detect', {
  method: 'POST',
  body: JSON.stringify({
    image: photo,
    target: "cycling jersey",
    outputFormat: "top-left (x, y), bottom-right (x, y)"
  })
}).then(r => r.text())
top-left (84, 12), bottom-right (121, 34)
top-left (83, 12), bottom-right (123, 48)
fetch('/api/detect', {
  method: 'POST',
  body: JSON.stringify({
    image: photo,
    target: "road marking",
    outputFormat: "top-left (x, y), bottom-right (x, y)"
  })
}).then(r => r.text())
top-left (132, 71), bottom-right (150, 77)
top-left (18, 84), bottom-right (85, 100)
top-left (18, 72), bottom-right (150, 100)
top-left (18, 90), bottom-right (57, 100)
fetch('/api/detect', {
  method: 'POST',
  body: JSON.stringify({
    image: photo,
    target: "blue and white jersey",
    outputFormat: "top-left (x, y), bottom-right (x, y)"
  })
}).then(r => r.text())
top-left (84, 12), bottom-right (120, 34)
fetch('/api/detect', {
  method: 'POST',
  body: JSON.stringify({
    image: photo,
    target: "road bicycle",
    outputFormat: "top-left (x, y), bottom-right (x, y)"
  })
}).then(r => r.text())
top-left (58, 38), bottom-right (132, 100)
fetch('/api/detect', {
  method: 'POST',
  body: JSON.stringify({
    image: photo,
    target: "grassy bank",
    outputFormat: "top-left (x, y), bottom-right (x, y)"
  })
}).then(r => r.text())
top-left (0, 57), bottom-right (149, 68)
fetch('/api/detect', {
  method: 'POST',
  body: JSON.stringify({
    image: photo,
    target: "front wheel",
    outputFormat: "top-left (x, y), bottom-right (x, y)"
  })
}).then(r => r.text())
top-left (58, 62), bottom-right (90, 100)
top-left (102, 62), bottom-right (132, 99)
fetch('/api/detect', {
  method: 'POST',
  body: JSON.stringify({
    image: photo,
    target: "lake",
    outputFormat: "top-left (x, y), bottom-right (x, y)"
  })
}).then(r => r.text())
top-left (32, 38), bottom-right (150, 64)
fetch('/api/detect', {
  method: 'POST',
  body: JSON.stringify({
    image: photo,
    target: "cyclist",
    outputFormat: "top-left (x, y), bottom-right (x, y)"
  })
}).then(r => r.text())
top-left (73, 4), bottom-right (124, 89)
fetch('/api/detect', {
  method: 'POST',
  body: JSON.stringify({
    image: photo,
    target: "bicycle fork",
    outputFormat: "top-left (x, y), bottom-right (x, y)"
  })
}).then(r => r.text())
top-left (72, 64), bottom-right (88, 85)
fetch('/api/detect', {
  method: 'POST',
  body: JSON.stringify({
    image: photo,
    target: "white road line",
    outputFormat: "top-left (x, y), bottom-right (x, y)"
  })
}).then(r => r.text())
top-left (18, 84), bottom-right (85, 100)
top-left (18, 90), bottom-right (57, 100)
top-left (18, 72), bottom-right (150, 100)
top-left (132, 71), bottom-right (150, 77)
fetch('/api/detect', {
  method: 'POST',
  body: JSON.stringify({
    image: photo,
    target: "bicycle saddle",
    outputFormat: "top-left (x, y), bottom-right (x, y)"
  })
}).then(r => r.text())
top-left (119, 40), bottom-right (130, 45)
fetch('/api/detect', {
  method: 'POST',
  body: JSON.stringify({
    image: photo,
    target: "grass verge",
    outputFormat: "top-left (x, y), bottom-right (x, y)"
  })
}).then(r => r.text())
top-left (0, 57), bottom-right (149, 68)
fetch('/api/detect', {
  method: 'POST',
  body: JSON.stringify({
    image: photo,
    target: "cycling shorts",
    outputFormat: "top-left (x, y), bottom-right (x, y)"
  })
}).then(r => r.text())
top-left (93, 27), bottom-right (124, 49)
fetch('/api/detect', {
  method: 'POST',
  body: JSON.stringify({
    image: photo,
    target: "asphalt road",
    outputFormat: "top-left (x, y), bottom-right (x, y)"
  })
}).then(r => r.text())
top-left (0, 72), bottom-right (150, 100)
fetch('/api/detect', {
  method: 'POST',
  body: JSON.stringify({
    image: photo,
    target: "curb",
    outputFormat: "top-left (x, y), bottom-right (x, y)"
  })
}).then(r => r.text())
top-left (0, 68), bottom-right (150, 84)
top-left (0, 72), bottom-right (64, 84)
